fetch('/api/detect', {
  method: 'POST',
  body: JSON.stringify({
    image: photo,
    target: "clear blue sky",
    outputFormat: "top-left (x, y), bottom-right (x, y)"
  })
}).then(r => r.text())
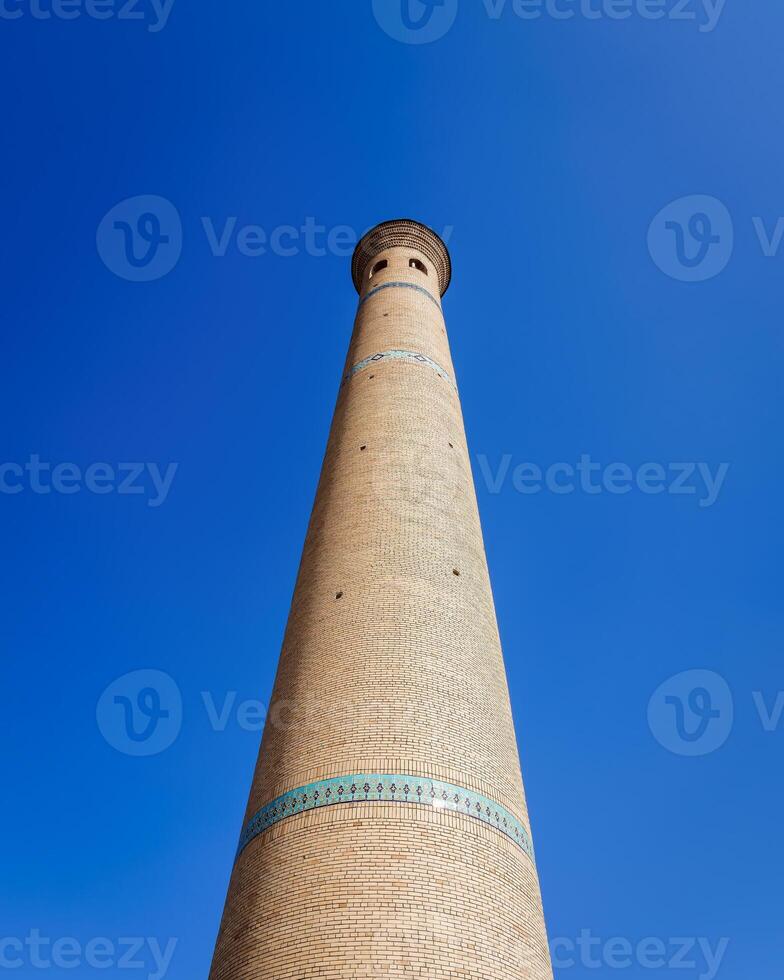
top-left (2, 2), bottom-right (781, 978)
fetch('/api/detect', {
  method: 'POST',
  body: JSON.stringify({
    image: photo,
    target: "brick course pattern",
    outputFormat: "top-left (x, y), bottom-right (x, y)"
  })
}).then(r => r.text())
top-left (209, 219), bottom-right (554, 980)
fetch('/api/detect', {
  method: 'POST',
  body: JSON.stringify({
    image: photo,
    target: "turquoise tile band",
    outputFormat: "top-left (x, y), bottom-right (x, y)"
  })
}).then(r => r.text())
top-left (341, 349), bottom-right (456, 390)
top-left (358, 280), bottom-right (441, 310)
top-left (237, 774), bottom-right (534, 862)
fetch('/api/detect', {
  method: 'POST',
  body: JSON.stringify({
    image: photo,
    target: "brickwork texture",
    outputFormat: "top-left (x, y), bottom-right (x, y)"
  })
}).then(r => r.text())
top-left (209, 219), bottom-right (554, 980)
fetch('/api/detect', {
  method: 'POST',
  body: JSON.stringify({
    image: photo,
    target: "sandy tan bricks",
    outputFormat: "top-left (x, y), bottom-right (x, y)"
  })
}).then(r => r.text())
top-left (209, 220), bottom-right (554, 980)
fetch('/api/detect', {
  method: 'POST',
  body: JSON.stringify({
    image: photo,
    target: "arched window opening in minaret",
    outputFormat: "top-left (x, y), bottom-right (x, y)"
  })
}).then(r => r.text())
top-left (409, 258), bottom-right (428, 275)
top-left (369, 259), bottom-right (388, 279)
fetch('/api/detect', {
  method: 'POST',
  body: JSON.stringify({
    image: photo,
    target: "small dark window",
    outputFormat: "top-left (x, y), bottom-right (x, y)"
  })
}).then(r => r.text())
top-left (409, 258), bottom-right (428, 275)
top-left (360, 445), bottom-right (367, 451)
top-left (452, 569), bottom-right (461, 577)
top-left (336, 591), bottom-right (344, 600)
top-left (370, 259), bottom-right (388, 279)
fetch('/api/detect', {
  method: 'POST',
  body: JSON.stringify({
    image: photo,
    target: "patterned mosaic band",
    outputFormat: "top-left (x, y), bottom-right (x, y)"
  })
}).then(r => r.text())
top-left (341, 349), bottom-right (456, 391)
top-left (358, 280), bottom-right (442, 310)
top-left (237, 774), bottom-right (534, 863)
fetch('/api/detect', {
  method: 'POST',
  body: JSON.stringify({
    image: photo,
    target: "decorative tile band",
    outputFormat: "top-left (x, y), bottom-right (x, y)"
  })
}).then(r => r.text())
top-left (341, 349), bottom-right (456, 390)
top-left (358, 280), bottom-right (441, 310)
top-left (237, 774), bottom-right (534, 863)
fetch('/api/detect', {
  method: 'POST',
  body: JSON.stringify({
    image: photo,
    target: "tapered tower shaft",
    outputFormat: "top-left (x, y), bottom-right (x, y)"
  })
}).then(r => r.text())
top-left (209, 219), bottom-right (553, 979)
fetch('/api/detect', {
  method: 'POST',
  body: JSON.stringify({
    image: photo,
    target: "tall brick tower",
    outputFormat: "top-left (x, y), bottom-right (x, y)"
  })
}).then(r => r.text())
top-left (209, 219), bottom-right (554, 980)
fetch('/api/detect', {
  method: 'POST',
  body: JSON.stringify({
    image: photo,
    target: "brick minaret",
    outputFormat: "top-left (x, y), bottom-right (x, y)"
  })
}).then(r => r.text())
top-left (209, 219), bottom-right (554, 979)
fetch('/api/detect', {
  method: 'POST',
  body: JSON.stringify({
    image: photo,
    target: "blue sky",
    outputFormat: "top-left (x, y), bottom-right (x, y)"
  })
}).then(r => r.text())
top-left (1, 1), bottom-right (782, 978)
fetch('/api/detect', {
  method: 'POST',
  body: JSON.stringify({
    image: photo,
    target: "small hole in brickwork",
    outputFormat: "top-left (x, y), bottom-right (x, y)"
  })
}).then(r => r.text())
top-left (449, 442), bottom-right (454, 449)
top-left (335, 591), bottom-right (344, 600)
top-left (452, 569), bottom-right (461, 577)
top-left (368, 374), bottom-right (375, 380)
top-left (360, 445), bottom-right (367, 451)
top-left (383, 313), bottom-right (389, 317)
